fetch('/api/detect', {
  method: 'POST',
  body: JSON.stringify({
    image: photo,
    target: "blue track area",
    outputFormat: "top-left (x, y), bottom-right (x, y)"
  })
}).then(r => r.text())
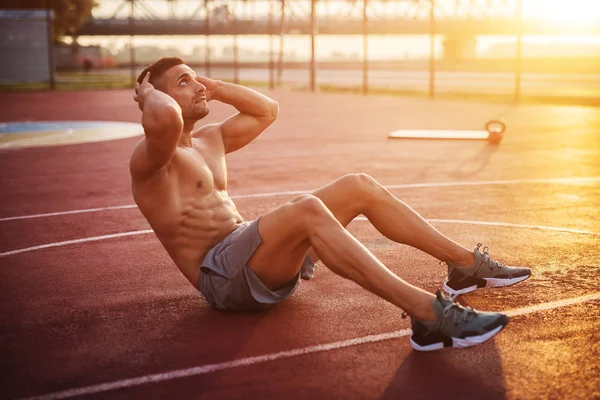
top-left (0, 121), bottom-right (140, 134)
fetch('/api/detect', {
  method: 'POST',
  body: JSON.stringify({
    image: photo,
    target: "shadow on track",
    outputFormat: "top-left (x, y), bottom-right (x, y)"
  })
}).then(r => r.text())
top-left (451, 143), bottom-right (500, 180)
top-left (381, 339), bottom-right (508, 400)
top-left (381, 294), bottom-right (508, 400)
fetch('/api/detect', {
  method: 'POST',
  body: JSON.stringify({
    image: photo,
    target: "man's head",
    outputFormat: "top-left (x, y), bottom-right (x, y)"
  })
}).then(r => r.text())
top-left (137, 57), bottom-right (209, 121)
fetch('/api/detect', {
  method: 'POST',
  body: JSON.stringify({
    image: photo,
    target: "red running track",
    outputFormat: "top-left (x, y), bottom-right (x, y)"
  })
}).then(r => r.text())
top-left (1, 89), bottom-right (599, 399)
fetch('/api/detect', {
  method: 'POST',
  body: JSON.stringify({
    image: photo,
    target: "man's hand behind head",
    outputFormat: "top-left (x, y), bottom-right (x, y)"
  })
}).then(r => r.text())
top-left (196, 76), bottom-right (220, 102)
top-left (134, 72), bottom-right (155, 112)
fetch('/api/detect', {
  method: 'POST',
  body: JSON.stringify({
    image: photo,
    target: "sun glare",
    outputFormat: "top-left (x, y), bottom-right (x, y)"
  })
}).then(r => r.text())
top-left (525, 0), bottom-right (600, 27)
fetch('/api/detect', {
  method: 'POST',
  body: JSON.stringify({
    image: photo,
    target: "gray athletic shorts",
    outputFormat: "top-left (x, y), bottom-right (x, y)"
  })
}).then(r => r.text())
top-left (198, 219), bottom-right (315, 311)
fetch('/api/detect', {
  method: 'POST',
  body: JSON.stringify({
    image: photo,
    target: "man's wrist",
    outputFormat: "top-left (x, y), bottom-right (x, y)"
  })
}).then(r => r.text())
top-left (208, 80), bottom-right (225, 102)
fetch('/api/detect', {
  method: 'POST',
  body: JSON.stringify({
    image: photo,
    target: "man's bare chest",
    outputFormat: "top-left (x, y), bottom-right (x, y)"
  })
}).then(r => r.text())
top-left (172, 145), bottom-right (227, 191)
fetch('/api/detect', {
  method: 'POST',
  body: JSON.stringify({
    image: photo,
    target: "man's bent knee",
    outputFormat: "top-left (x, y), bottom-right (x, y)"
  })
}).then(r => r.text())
top-left (351, 173), bottom-right (380, 191)
top-left (290, 194), bottom-right (330, 216)
top-left (337, 173), bottom-right (382, 209)
top-left (289, 194), bottom-right (336, 232)
top-left (337, 173), bottom-right (378, 191)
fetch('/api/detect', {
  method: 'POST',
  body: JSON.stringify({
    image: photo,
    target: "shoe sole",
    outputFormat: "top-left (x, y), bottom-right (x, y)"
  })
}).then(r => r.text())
top-left (410, 324), bottom-right (506, 351)
top-left (443, 274), bottom-right (530, 297)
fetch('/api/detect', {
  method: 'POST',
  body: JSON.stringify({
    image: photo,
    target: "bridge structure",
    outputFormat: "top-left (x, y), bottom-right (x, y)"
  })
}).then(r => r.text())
top-left (77, 0), bottom-right (598, 37)
top-left (71, 0), bottom-right (598, 97)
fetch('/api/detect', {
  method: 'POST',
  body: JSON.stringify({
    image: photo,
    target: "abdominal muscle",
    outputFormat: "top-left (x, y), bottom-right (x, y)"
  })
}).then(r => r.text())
top-left (150, 190), bottom-right (243, 287)
top-left (133, 160), bottom-right (244, 288)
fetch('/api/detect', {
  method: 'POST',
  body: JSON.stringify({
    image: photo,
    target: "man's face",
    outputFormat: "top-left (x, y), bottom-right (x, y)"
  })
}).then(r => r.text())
top-left (158, 64), bottom-right (209, 121)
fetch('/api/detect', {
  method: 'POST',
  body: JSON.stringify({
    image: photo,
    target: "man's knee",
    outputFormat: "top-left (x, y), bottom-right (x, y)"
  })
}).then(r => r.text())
top-left (290, 194), bottom-right (330, 216)
top-left (339, 173), bottom-right (379, 191)
top-left (340, 173), bottom-right (382, 206)
top-left (289, 194), bottom-right (335, 231)
top-left (355, 173), bottom-right (380, 188)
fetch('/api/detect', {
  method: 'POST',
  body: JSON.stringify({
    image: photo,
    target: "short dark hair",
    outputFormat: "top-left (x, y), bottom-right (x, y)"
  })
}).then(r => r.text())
top-left (136, 57), bottom-right (185, 87)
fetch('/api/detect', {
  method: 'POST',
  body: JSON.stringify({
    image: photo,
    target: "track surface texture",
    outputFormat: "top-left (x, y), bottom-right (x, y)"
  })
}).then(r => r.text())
top-left (1, 89), bottom-right (599, 400)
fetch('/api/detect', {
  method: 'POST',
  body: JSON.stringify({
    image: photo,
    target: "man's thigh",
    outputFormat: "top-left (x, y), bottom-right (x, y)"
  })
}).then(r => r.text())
top-left (247, 197), bottom-right (314, 290)
top-left (311, 174), bottom-right (367, 224)
top-left (249, 174), bottom-right (371, 288)
top-left (305, 174), bottom-right (370, 262)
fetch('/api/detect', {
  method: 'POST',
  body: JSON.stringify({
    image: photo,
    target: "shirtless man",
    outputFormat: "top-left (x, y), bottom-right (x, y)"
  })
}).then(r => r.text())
top-left (130, 57), bottom-right (531, 351)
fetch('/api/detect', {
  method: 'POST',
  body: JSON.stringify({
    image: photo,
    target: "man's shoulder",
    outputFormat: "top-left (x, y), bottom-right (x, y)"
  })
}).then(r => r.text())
top-left (129, 138), bottom-right (169, 181)
top-left (192, 123), bottom-right (226, 151)
top-left (129, 138), bottom-right (147, 167)
top-left (192, 123), bottom-right (222, 140)
top-left (131, 136), bottom-right (146, 150)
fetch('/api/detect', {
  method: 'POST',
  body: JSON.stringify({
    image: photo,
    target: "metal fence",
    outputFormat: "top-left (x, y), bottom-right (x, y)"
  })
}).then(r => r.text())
top-left (1, 0), bottom-right (599, 105)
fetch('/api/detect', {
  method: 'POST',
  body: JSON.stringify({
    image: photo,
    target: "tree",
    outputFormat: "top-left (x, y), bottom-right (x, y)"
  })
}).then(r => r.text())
top-left (2, 0), bottom-right (97, 42)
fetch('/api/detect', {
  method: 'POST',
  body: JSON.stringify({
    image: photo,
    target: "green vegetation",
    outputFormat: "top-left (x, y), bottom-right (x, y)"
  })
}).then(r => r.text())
top-left (1, 73), bottom-right (596, 107)
top-left (0, 81), bottom-right (131, 91)
top-left (0, 73), bottom-right (132, 91)
top-left (0, 73), bottom-right (270, 92)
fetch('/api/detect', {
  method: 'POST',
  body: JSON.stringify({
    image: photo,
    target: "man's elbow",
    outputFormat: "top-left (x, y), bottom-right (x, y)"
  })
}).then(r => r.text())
top-left (268, 100), bottom-right (279, 121)
top-left (143, 104), bottom-right (183, 138)
top-left (149, 104), bottom-right (182, 126)
top-left (164, 105), bottom-right (184, 130)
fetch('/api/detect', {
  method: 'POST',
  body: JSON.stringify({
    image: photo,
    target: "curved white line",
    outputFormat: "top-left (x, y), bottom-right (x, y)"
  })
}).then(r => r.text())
top-left (2, 219), bottom-right (598, 258)
top-left (0, 230), bottom-right (153, 257)
top-left (354, 217), bottom-right (600, 237)
top-left (429, 219), bottom-right (600, 236)
top-left (1, 176), bottom-right (599, 222)
top-left (0, 205), bottom-right (138, 222)
top-left (16, 292), bottom-right (600, 400)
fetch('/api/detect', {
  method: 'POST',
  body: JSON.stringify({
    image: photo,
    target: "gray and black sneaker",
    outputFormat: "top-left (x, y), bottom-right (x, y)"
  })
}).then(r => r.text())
top-left (410, 290), bottom-right (509, 351)
top-left (443, 243), bottom-right (531, 297)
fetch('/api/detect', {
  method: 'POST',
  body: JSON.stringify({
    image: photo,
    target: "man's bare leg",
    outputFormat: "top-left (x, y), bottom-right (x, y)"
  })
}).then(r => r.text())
top-left (308, 174), bottom-right (476, 267)
top-left (247, 195), bottom-right (437, 321)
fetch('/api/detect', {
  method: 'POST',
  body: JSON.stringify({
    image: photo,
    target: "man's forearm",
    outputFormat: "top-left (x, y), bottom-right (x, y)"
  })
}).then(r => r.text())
top-left (211, 81), bottom-right (278, 118)
top-left (142, 89), bottom-right (183, 139)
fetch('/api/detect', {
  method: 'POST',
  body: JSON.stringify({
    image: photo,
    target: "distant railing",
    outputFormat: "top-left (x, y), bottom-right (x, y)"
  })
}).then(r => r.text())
top-left (75, 18), bottom-right (600, 36)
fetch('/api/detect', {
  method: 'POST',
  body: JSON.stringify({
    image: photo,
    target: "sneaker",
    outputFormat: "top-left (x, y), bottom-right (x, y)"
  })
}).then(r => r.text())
top-left (443, 243), bottom-right (531, 297)
top-left (410, 290), bottom-right (509, 351)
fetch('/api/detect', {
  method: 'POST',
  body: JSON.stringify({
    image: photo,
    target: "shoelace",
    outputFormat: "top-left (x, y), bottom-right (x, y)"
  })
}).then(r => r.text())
top-left (442, 300), bottom-right (477, 325)
top-left (403, 291), bottom-right (477, 329)
top-left (444, 244), bottom-right (507, 275)
top-left (477, 243), bottom-right (506, 272)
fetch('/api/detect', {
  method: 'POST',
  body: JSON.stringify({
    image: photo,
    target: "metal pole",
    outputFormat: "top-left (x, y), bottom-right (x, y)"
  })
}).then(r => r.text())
top-left (277, 0), bottom-right (286, 87)
top-left (46, 0), bottom-right (55, 90)
top-left (268, 0), bottom-right (274, 90)
top-left (310, 0), bottom-right (316, 92)
top-left (233, 0), bottom-right (239, 84)
top-left (428, 0), bottom-right (435, 98)
top-left (129, 0), bottom-right (136, 85)
top-left (204, 0), bottom-right (211, 76)
top-left (362, 0), bottom-right (368, 95)
top-left (514, 0), bottom-right (522, 102)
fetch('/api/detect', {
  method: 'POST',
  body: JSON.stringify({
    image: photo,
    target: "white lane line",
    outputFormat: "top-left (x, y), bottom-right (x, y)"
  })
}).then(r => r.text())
top-left (0, 205), bottom-right (138, 222)
top-left (505, 292), bottom-right (600, 317)
top-left (0, 230), bottom-right (153, 257)
top-left (16, 329), bottom-right (411, 400)
top-left (2, 219), bottom-right (598, 258)
top-left (2, 176), bottom-right (599, 222)
top-left (354, 217), bottom-right (600, 237)
top-left (429, 219), bottom-right (600, 236)
top-left (16, 292), bottom-right (600, 400)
